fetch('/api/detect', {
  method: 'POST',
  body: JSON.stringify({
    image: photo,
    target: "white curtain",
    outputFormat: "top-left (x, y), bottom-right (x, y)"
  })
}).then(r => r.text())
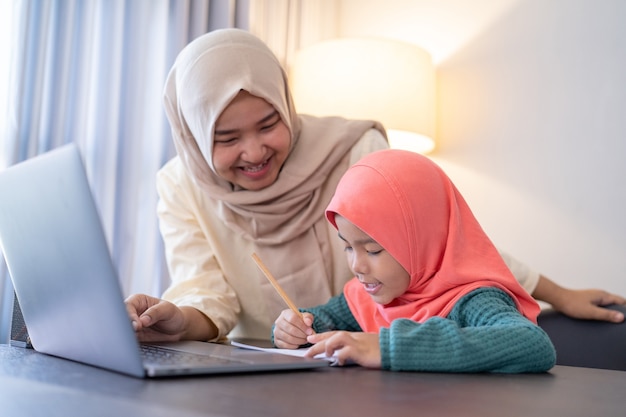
top-left (249, 0), bottom-right (338, 72)
top-left (0, 0), bottom-right (249, 343)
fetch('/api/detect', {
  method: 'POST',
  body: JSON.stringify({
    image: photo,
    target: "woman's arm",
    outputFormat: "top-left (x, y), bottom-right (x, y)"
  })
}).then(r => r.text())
top-left (152, 159), bottom-right (240, 341)
top-left (532, 275), bottom-right (625, 322)
top-left (500, 251), bottom-right (625, 322)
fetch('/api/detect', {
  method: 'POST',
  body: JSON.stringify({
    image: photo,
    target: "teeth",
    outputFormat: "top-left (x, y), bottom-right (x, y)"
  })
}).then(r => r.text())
top-left (243, 161), bottom-right (266, 172)
top-left (244, 165), bottom-right (262, 172)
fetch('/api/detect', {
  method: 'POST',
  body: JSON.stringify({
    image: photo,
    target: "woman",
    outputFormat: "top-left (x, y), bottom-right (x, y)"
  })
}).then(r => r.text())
top-left (126, 28), bottom-right (624, 343)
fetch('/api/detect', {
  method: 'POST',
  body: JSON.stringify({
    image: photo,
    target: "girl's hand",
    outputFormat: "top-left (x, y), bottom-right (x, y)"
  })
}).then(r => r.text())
top-left (305, 331), bottom-right (381, 368)
top-left (273, 310), bottom-right (314, 349)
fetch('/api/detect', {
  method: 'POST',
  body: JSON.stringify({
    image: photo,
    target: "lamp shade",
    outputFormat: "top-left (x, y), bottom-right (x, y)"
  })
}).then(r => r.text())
top-left (289, 37), bottom-right (435, 153)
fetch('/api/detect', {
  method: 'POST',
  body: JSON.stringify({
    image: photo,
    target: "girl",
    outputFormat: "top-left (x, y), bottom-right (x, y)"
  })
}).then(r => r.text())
top-left (273, 149), bottom-right (556, 373)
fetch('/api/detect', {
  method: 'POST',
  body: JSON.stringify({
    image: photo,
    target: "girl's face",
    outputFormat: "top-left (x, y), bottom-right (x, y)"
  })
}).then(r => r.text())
top-left (335, 215), bottom-right (410, 305)
top-left (212, 91), bottom-right (291, 190)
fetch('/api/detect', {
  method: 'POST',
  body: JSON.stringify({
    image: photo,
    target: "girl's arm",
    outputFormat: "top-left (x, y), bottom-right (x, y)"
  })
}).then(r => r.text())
top-left (303, 294), bottom-right (362, 334)
top-left (380, 287), bottom-right (556, 373)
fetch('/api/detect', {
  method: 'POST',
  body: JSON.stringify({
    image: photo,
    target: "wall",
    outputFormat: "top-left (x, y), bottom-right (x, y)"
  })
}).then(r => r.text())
top-left (337, 0), bottom-right (626, 295)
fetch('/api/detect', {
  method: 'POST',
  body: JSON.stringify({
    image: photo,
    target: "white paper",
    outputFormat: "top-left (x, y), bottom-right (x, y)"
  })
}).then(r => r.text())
top-left (231, 341), bottom-right (339, 364)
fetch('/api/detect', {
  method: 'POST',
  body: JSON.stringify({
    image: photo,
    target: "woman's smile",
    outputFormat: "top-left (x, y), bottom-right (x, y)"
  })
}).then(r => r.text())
top-left (238, 158), bottom-right (272, 179)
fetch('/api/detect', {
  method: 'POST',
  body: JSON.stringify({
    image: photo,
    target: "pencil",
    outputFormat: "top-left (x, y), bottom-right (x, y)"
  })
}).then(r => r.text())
top-left (251, 252), bottom-right (303, 319)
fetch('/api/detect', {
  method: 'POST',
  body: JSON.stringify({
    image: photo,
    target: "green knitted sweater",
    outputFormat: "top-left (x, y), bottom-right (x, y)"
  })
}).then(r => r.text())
top-left (297, 287), bottom-right (556, 373)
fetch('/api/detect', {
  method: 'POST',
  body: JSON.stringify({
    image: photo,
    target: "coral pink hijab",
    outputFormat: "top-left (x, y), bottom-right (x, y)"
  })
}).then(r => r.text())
top-left (325, 149), bottom-right (540, 332)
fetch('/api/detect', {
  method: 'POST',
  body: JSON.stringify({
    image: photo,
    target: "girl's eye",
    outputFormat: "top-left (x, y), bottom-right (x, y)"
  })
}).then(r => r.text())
top-left (367, 249), bottom-right (383, 255)
top-left (343, 245), bottom-right (353, 252)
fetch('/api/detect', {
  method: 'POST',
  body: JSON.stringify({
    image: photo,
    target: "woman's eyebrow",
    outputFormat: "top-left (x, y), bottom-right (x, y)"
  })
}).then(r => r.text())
top-left (214, 128), bottom-right (236, 136)
top-left (257, 110), bottom-right (279, 124)
top-left (214, 111), bottom-right (279, 136)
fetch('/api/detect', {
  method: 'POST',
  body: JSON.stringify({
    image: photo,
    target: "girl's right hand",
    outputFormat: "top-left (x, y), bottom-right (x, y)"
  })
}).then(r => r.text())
top-left (273, 310), bottom-right (315, 349)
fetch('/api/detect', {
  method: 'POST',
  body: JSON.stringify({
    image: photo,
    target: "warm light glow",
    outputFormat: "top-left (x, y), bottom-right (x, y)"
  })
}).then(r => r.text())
top-left (387, 130), bottom-right (435, 154)
top-left (289, 37), bottom-right (435, 153)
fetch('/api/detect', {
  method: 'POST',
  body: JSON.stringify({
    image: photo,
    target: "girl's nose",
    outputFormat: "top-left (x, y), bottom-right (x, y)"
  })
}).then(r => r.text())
top-left (350, 251), bottom-right (368, 276)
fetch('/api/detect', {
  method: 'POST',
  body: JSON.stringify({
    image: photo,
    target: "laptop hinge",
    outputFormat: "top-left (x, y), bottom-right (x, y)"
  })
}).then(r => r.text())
top-left (10, 292), bottom-right (33, 348)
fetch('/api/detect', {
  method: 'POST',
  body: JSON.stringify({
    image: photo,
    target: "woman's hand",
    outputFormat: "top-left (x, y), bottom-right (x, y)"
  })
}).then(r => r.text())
top-left (305, 331), bottom-right (381, 368)
top-left (125, 294), bottom-right (218, 342)
top-left (273, 310), bottom-right (314, 349)
top-left (549, 288), bottom-right (625, 322)
top-left (532, 275), bottom-right (626, 323)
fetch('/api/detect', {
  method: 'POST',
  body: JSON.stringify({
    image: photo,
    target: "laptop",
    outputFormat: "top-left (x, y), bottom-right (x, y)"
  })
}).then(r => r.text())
top-left (0, 143), bottom-right (328, 378)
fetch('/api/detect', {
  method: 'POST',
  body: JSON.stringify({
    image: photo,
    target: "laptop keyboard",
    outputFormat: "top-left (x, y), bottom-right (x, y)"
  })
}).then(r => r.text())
top-left (140, 344), bottom-right (248, 366)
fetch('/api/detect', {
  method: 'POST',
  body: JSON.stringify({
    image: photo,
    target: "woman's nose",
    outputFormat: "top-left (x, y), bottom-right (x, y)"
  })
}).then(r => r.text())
top-left (240, 136), bottom-right (266, 163)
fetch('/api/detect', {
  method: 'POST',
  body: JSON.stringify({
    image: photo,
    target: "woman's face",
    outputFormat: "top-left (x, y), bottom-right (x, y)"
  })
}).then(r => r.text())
top-left (212, 91), bottom-right (291, 190)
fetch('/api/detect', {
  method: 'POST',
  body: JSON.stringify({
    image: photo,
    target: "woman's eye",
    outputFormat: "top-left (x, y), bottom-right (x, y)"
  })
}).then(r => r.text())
top-left (214, 137), bottom-right (237, 145)
top-left (367, 249), bottom-right (383, 255)
top-left (261, 119), bottom-right (279, 131)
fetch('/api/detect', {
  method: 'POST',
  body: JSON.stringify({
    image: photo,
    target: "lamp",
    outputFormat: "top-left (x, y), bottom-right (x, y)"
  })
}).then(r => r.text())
top-left (289, 37), bottom-right (435, 154)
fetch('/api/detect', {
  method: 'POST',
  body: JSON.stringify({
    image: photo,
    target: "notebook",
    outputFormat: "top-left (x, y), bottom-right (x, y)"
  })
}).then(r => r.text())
top-left (0, 144), bottom-right (328, 378)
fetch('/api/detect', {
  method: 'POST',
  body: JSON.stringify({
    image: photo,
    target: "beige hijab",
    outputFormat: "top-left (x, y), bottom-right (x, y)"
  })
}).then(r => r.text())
top-left (162, 29), bottom-right (386, 309)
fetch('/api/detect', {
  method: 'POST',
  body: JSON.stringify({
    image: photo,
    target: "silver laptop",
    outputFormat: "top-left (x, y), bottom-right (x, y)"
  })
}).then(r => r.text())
top-left (0, 144), bottom-right (327, 378)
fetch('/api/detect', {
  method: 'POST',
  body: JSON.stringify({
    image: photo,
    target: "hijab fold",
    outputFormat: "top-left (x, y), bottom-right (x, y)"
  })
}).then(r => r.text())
top-left (325, 149), bottom-right (540, 332)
